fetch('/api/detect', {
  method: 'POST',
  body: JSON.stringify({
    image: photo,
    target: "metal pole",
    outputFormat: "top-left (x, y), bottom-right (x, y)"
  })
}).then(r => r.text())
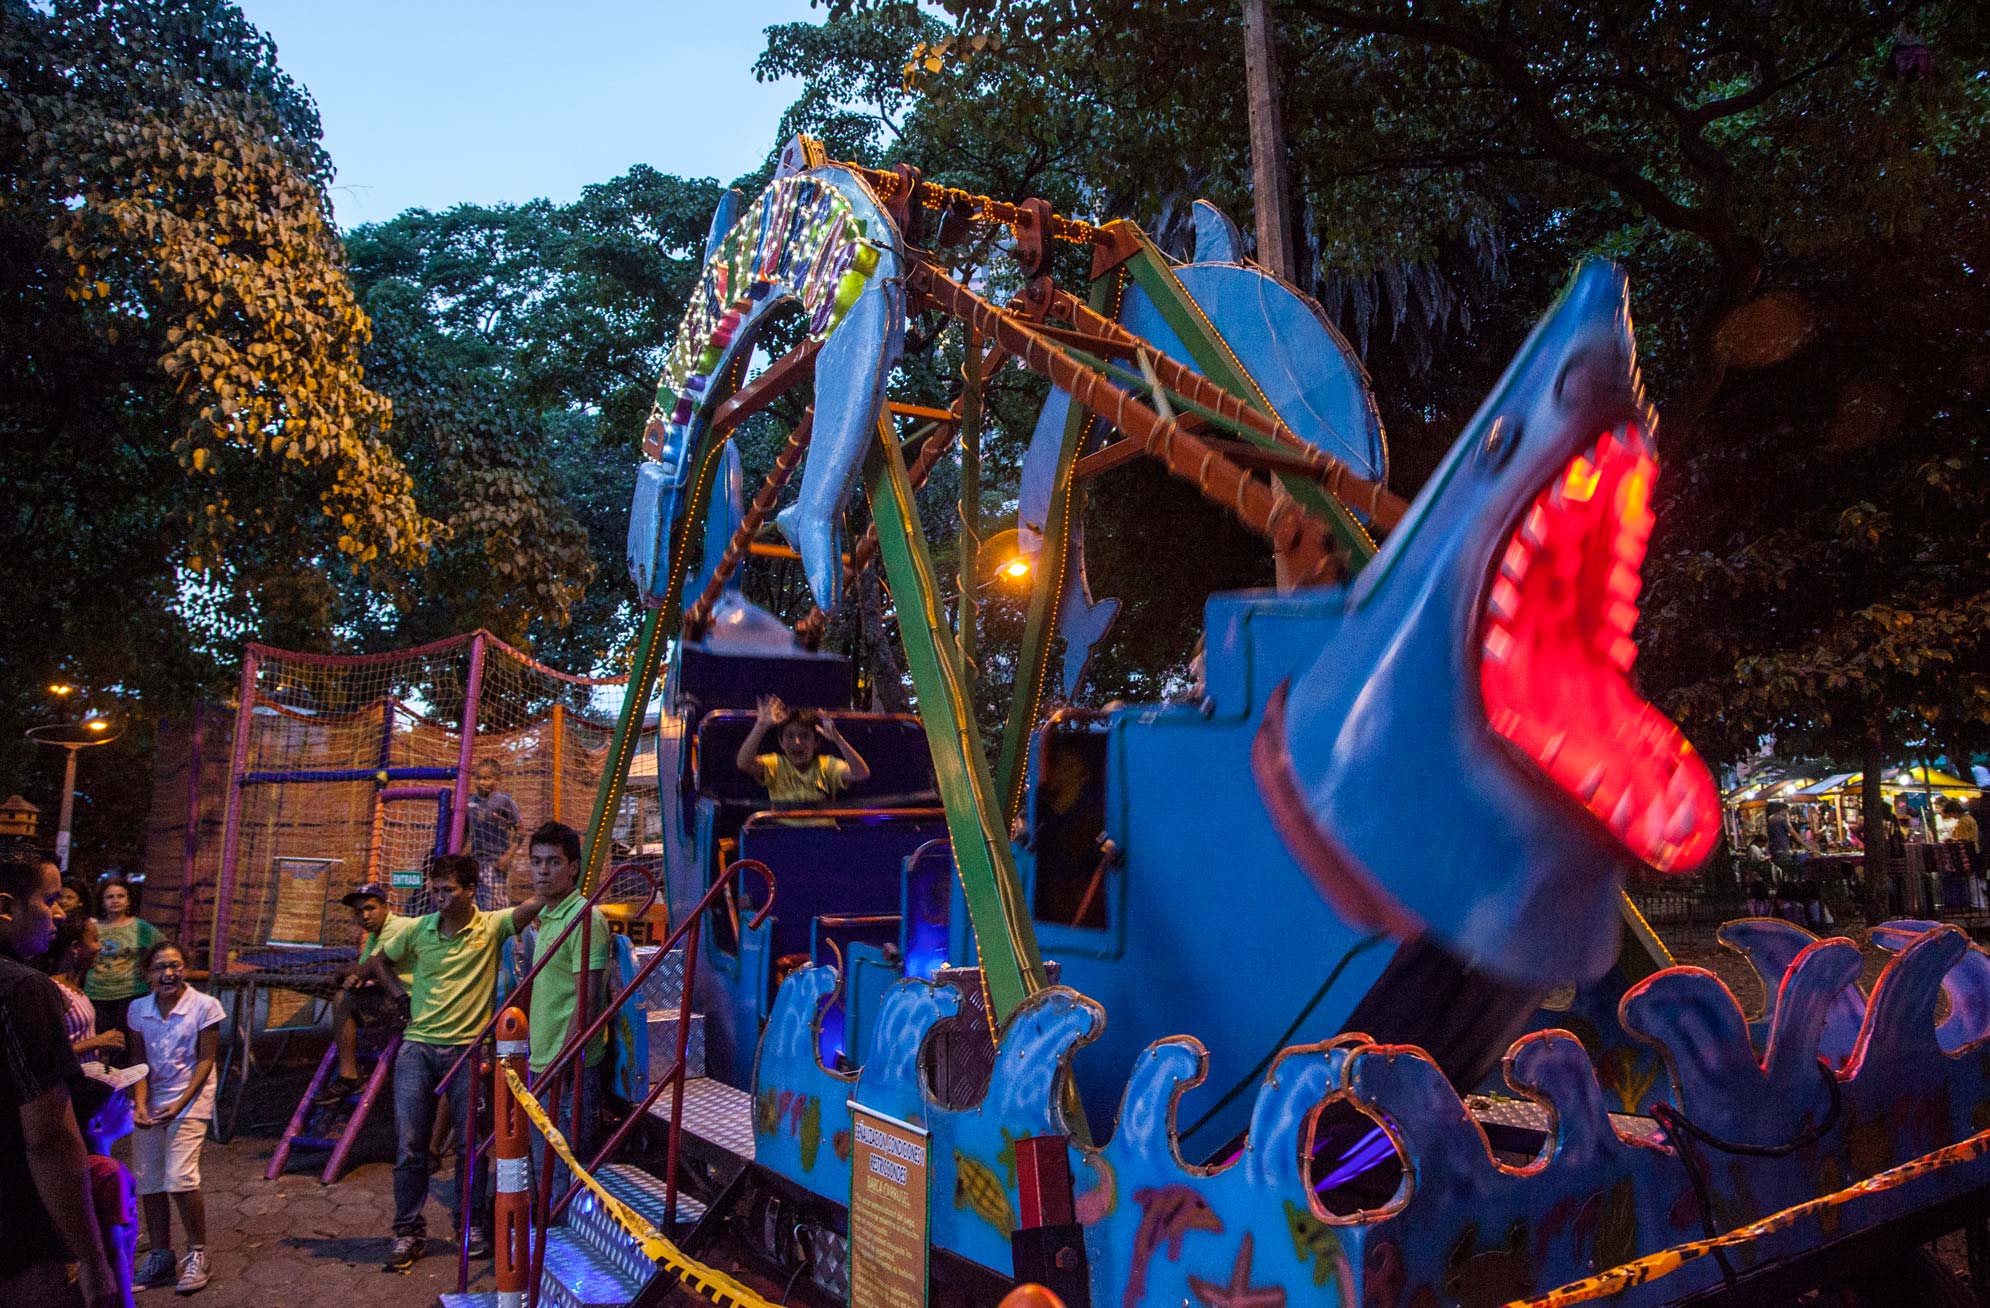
top-left (209, 647), bottom-right (261, 971)
top-left (549, 703), bottom-right (565, 826)
top-left (495, 1008), bottom-right (532, 1308)
top-left (449, 633), bottom-right (488, 856)
top-left (181, 701), bottom-right (205, 929)
top-left (54, 744), bottom-right (79, 872)
top-left (1240, 0), bottom-right (1297, 282)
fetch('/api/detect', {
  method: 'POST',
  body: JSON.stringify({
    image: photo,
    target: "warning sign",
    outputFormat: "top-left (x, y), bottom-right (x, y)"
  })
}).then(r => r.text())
top-left (848, 1104), bottom-right (930, 1308)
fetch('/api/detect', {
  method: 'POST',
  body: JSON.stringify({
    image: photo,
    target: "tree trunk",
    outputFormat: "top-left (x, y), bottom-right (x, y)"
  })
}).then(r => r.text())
top-left (1861, 709), bottom-right (1890, 927)
top-left (860, 569), bottom-right (911, 713)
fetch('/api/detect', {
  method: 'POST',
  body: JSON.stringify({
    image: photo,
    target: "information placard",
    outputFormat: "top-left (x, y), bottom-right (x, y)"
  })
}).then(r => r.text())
top-left (269, 856), bottom-right (338, 946)
top-left (848, 1104), bottom-right (930, 1308)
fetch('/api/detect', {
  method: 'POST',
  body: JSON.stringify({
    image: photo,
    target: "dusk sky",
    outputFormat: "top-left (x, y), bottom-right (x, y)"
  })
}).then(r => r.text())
top-left (235, 0), bottom-right (826, 230)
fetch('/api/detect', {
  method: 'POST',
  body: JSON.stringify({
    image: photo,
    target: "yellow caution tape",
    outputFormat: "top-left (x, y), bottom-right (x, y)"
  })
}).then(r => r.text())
top-left (503, 1066), bottom-right (782, 1308)
top-left (1508, 1125), bottom-right (1990, 1307)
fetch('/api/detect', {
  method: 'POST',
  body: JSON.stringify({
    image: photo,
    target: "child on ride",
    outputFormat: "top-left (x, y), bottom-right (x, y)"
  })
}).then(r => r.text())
top-left (735, 696), bottom-right (871, 809)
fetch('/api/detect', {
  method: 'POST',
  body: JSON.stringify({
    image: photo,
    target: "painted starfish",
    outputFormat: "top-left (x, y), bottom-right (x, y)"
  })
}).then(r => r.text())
top-left (1187, 1234), bottom-right (1287, 1308)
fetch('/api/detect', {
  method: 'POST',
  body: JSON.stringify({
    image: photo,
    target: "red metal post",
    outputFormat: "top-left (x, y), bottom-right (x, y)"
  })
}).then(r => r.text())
top-left (494, 1008), bottom-right (532, 1308)
top-left (664, 923), bottom-right (700, 1228)
top-left (208, 648), bottom-right (259, 970)
top-left (448, 633), bottom-right (488, 855)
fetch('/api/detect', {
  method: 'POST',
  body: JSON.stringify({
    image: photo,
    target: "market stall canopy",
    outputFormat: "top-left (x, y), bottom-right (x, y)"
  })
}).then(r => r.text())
top-left (1793, 773), bottom-right (1860, 797)
top-left (1728, 778), bottom-right (1816, 806)
top-left (1887, 766), bottom-right (1982, 794)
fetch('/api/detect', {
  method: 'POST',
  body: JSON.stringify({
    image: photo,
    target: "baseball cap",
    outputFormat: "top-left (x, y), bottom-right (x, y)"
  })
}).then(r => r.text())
top-left (340, 881), bottom-right (392, 907)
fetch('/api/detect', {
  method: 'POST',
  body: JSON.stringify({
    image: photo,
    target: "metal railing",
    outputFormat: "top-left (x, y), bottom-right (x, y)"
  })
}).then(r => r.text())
top-left (438, 856), bottom-right (776, 1298)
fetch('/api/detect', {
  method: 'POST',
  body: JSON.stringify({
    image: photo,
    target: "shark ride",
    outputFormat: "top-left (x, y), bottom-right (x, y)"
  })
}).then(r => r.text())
top-left (443, 138), bottom-right (1990, 1308)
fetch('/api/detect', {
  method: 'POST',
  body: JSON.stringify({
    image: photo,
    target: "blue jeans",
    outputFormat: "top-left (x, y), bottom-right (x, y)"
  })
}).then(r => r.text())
top-left (391, 1038), bottom-right (487, 1237)
top-left (528, 1059), bottom-right (603, 1209)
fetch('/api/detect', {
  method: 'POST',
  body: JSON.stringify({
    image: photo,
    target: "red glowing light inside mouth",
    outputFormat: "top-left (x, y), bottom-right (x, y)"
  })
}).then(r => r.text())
top-left (1478, 426), bottom-right (1720, 872)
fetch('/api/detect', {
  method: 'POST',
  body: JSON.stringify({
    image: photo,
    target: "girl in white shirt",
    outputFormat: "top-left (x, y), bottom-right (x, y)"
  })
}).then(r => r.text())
top-left (126, 941), bottom-right (225, 1295)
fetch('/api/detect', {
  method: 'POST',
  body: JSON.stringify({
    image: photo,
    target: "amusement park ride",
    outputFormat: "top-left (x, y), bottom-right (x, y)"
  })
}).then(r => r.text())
top-left (427, 137), bottom-right (1990, 1308)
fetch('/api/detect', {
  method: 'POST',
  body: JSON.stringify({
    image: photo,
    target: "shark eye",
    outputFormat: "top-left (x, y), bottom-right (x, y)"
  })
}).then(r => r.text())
top-left (1481, 416), bottom-right (1519, 468)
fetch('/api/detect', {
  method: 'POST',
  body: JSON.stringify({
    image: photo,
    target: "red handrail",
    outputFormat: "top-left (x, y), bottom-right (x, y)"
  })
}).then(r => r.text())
top-left (444, 856), bottom-right (775, 1295)
top-left (529, 859), bottom-right (776, 1292)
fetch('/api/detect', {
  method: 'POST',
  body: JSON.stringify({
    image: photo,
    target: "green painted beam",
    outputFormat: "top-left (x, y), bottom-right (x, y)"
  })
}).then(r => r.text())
top-left (579, 603), bottom-right (667, 895)
top-left (865, 419), bottom-right (1050, 1024)
top-left (580, 427), bottom-right (734, 896)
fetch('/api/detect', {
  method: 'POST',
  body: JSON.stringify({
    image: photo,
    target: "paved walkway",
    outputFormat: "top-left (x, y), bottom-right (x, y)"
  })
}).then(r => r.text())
top-left (125, 1054), bottom-right (493, 1308)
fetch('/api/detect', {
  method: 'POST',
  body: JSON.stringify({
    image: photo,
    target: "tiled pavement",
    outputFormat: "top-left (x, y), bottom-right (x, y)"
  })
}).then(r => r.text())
top-left (124, 1057), bottom-right (491, 1308)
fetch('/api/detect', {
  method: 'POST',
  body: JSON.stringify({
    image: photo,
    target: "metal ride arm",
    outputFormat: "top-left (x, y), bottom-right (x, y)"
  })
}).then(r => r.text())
top-left (865, 415), bottom-right (1054, 1024)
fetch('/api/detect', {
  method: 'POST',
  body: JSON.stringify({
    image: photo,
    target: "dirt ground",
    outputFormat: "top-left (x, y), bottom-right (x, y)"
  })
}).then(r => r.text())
top-left (119, 1054), bottom-right (492, 1308)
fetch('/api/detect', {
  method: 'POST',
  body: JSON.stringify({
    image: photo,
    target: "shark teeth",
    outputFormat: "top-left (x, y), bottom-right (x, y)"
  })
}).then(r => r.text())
top-left (1478, 424), bottom-right (1720, 872)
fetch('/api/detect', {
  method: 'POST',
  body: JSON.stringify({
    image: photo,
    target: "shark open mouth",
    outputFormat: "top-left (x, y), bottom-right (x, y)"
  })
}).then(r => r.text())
top-left (1478, 425), bottom-right (1719, 871)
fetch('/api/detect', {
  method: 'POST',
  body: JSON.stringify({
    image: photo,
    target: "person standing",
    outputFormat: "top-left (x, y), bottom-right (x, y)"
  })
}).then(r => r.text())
top-left (465, 760), bottom-right (523, 910)
top-left (359, 853), bottom-right (543, 1272)
top-left (126, 941), bottom-right (223, 1295)
top-left (0, 858), bottom-right (118, 1308)
top-left (520, 822), bottom-right (612, 1200)
top-left (84, 879), bottom-right (159, 1065)
top-left (42, 913), bottom-right (126, 1065)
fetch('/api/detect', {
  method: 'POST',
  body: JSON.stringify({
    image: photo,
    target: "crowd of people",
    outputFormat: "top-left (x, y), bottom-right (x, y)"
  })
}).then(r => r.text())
top-left (0, 812), bottom-right (628, 1299)
top-left (0, 706), bottom-right (871, 1301)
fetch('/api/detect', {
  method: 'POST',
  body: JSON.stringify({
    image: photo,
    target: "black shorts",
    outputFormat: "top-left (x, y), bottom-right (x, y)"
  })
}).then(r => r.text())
top-left (348, 985), bottom-right (407, 1031)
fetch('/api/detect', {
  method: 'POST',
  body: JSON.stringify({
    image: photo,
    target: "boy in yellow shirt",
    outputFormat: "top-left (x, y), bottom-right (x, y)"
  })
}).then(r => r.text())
top-left (314, 881), bottom-right (415, 1104)
top-left (519, 821), bottom-right (612, 1200)
top-left (360, 854), bottom-right (543, 1272)
top-left (734, 695), bottom-right (870, 808)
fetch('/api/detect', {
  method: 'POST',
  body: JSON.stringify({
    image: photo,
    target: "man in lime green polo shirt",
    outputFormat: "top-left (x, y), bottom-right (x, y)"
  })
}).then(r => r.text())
top-left (315, 882), bottom-right (416, 1104)
top-left (359, 853), bottom-right (543, 1272)
top-left (522, 821), bottom-right (611, 1198)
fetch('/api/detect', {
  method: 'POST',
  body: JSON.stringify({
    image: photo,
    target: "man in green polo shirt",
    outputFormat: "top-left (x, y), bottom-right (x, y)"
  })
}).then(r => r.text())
top-left (521, 821), bottom-right (612, 1199)
top-left (314, 881), bottom-right (416, 1104)
top-left (360, 853), bottom-right (543, 1272)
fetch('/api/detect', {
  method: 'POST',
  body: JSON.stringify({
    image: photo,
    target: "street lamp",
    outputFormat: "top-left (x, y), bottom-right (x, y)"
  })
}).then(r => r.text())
top-left (24, 717), bottom-right (122, 871)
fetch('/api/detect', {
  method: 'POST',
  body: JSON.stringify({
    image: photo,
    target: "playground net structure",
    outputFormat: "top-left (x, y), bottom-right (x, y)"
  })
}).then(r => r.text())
top-left (191, 631), bottom-right (644, 975)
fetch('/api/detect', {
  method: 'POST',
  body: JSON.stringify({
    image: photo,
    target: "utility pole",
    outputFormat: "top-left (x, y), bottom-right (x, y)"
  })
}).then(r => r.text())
top-left (1241, 0), bottom-right (1297, 282)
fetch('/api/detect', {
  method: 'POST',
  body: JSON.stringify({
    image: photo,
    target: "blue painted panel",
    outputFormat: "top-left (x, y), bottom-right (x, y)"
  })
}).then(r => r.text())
top-left (747, 921), bottom-right (1990, 1306)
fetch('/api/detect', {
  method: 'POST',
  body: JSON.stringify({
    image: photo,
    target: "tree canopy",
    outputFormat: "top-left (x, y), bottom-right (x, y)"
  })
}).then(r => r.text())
top-left (4, 0), bottom-right (1984, 876)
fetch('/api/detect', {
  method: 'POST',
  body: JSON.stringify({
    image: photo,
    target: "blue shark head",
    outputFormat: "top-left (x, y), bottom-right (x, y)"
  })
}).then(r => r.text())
top-left (1254, 259), bottom-right (1720, 985)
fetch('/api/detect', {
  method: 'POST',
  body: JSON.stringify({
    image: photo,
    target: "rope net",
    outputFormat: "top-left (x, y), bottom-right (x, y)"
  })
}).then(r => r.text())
top-left (202, 632), bottom-right (646, 973)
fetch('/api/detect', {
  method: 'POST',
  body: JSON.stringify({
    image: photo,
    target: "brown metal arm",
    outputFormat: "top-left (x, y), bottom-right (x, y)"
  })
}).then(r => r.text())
top-left (1050, 289), bottom-right (1407, 531)
top-left (909, 262), bottom-right (1344, 585)
top-left (683, 411), bottom-right (814, 640)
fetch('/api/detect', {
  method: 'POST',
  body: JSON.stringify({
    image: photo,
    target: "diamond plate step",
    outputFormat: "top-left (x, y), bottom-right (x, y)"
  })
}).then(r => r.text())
top-left (629, 945), bottom-right (691, 1011)
top-left (565, 1162), bottom-right (704, 1280)
top-left (536, 1226), bottom-right (644, 1308)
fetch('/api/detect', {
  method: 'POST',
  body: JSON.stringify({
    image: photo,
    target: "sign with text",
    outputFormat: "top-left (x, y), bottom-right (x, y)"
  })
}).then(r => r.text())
top-left (848, 1104), bottom-right (930, 1308)
top-left (269, 856), bottom-right (338, 946)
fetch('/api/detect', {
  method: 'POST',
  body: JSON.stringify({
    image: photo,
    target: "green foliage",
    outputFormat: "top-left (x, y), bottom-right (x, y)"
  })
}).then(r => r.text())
top-left (340, 166), bottom-right (727, 669)
top-left (805, 0), bottom-right (1989, 774)
top-left (0, 0), bottom-right (433, 872)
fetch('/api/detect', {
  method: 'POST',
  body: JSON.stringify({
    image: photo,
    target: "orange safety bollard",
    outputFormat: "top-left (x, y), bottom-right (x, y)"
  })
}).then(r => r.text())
top-left (494, 1006), bottom-right (532, 1308)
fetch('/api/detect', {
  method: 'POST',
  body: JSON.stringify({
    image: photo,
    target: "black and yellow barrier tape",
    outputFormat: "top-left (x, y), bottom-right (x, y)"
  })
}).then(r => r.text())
top-left (503, 1065), bottom-right (782, 1308)
top-left (1508, 1124), bottom-right (1990, 1306)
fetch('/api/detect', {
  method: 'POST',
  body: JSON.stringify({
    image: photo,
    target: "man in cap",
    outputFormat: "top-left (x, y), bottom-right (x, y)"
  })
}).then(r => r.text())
top-left (314, 882), bottom-right (416, 1104)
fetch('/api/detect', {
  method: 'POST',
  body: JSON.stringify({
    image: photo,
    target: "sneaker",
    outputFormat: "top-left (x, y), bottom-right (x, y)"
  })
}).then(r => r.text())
top-left (175, 1247), bottom-right (210, 1294)
top-left (382, 1235), bottom-right (425, 1272)
top-left (462, 1226), bottom-right (491, 1259)
top-left (313, 1074), bottom-right (362, 1104)
top-left (134, 1248), bottom-right (176, 1289)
